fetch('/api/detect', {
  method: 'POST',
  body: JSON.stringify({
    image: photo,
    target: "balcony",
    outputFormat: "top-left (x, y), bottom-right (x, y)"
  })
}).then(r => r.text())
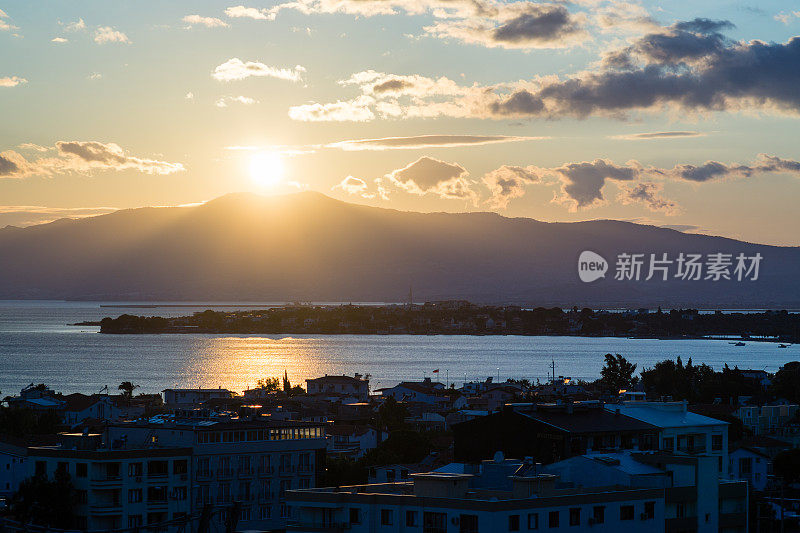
top-left (238, 467), bottom-right (255, 479)
top-left (259, 492), bottom-right (275, 502)
top-left (90, 476), bottom-right (122, 487)
top-left (217, 468), bottom-right (234, 479)
top-left (258, 466), bottom-right (275, 476)
top-left (147, 499), bottom-right (169, 510)
top-left (89, 502), bottom-right (123, 515)
top-left (297, 464), bottom-right (314, 474)
top-left (279, 465), bottom-right (296, 475)
top-left (196, 469), bottom-right (213, 480)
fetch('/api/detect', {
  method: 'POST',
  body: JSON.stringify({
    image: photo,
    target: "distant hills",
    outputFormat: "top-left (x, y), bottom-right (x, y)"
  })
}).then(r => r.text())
top-left (1, 191), bottom-right (798, 308)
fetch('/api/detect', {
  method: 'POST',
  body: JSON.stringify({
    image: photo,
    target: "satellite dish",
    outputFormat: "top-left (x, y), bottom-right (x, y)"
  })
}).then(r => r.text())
top-left (493, 451), bottom-right (505, 463)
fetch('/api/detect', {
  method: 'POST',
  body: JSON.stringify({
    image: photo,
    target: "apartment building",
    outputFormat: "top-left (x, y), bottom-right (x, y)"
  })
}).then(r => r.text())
top-left (288, 453), bottom-right (747, 533)
top-left (606, 402), bottom-right (729, 476)
top-left (107, 417), bottom-right (326, 531)
top-left (735, 403), bottom-right (799, 436)
top-left (26, 433), bottom-right (191, 531)
top-left (306, 374), bottom-right (370, 402)
top-left (0, 441), bottom-right (27, 499)
top-left (161, 388), bottom-right (236, 409)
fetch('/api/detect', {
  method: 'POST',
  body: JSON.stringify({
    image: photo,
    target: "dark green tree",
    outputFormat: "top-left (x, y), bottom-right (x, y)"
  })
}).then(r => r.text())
top-left (377, 397), bottom-right (409, 432)
top-left (118, 381), bottom-right (139, 400)
top-left (600, 353), bottom-right (638, 393)
top-left (771, 362), bottom-right (800, 404)
top-left (773, 448), bottom-right (800, 484)
top-left (9, 470), bottom-right (77, 529)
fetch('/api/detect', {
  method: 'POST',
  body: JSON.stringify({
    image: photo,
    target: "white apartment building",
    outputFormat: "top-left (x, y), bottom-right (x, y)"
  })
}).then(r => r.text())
top-left (26, 433), bottom-right (191, 531)
top-left (107, 417), bottom-right (326, 531)
top-left (162, 388), bottom-right (236, 408)
top-left (606, 402), bottom-right (729, 476)
top-left (288, 454), bottom-right (747, 533)
top-left (0, 441), bottom-right (27, 499)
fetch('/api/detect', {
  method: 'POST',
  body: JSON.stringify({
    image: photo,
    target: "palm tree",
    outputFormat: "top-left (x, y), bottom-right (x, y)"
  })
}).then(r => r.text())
top-left (118, 381), bottom-right (139, 401)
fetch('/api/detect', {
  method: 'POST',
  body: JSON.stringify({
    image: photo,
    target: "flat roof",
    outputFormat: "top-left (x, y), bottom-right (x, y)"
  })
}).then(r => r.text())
top-left (606, 404), bottom-right (728, 428)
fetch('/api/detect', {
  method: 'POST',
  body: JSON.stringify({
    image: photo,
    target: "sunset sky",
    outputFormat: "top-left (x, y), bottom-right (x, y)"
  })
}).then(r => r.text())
top-left (1, 0), bottom-right (799, 245)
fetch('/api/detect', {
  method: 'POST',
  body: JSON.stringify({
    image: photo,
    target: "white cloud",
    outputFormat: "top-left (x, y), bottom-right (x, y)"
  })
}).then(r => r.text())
top-left (94, 26), bottom-right (130, 44)
top-left (185, 92), bottom-right (195, 100)
top-left (288, 97), bottom-right (375, 122)
top-left (1, 141), bottom-right (185, 179)
top-left (215, 95), bottom-right (259, 107)
top-left (224, 6), bottom-right (275, 20)
top-left (0, 206), bottom-right (118, 227)
top-left (88, 72), bottom-right (102, 80)
top-left (0, 8), bottom-right (18, 31)
top-left (326, 134), bottom-right (544, 151)
top-left (212, 58), bottom-right (306, 82)
top-left (333, 176), bottom-right (372, 197)
top-left (51, 37), bottom-right (68, 43)
top-left (0, 76), bottom-right (27, 88)
top-left (775, 11), bottom-right (800, 25)
top-left (62, 18), bottom-right (87, 32)
top-left (384, 156), bottom-right (478, 202)
top-left (183, 15), bottom-right (230, 28)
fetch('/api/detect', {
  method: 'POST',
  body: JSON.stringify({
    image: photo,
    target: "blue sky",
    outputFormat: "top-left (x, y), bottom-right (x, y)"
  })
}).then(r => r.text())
top-left (1, 0), bottom-right (799, 245)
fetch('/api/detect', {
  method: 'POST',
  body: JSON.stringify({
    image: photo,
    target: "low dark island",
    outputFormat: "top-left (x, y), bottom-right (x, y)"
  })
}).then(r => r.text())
top-left (95, 303), bottom-right (800, 342)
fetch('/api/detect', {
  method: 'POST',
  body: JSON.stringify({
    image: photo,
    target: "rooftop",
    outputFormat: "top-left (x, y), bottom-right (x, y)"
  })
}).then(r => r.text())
top-left (607, 402), bottom-right (728, 428)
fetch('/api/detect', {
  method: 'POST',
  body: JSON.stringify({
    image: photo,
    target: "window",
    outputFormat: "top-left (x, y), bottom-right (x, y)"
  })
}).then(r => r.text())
top-left (218, 483), bottom-right (231, 503)
top-left (76, 463), bottom-right (87, 478)
top-left (173, 459), bottom-right (188, 474)
top-left (676, 502), bottom-right (686, 519)
top-left (35, 461), bottom-right (46, 477)
top-left (569, 508), bottom-right (580, 526)
top-left (406, 510), bottom-right (418, 527)
top-left (620, 505), bottom-right (634, 521)
top-left (509, 514), bottom-right (520, 531)
top-left (527, 513), bottom-right (539, 530)
top-left (173, 486), bottom-right (187, 501)
top-left (239, 482), bottom-right (251, 501)
top-left (381, 509), bottom-right (394, 526)
top-left (76, 490), bottom-right (87, 504)
top-left (592, 506), bottom-right (605, 524)
top-left (299, 478), bottom-right (311, 489)
top-left (259, 505), bottom-right (272, 520)
top-left (56, 462), bottom-right (69, 475)
top-left (147, 460), bottom-right (168, 477)
top-left (460, 514), bottom-right (478, 533)
top-left (128, 515), bottom-right (143, 528)
top-left (644, 501), bottom-right (655, 520)
top-left (739, 457), bottom-right (752, 474)
top-left (423, 512), bottom-right (446, 533)
top-left (662, 437), bottom-right (674, 451)
top-left (548, 511), bottom-right (559, 528)
top-left (147, 486), bottom-right (168, 503)
top-left (128, 462), bottom-right (142, 477)
top-left (128, 488), bottom-right (143, 503)
top-left (712, 434), bottom-right (723, 451)
top-left (240, 507), bottom-right (251, 521)
top-left (197, 485), bottom-right (210, 505)
top-left (350, 508), bottom-right (361, 524)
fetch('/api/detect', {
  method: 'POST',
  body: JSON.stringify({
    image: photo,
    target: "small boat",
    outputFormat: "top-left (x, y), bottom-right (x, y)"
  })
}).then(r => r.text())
top-left (729, 341), bottom-right (746, 347)
top-left (778, 344), bottom-right (790, 348)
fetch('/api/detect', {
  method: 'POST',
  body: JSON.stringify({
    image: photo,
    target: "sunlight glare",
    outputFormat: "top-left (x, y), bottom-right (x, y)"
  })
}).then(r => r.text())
top-left (249, 152), bottom-right (284, 188)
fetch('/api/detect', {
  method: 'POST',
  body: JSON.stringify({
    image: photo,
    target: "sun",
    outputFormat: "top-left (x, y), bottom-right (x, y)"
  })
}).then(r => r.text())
top-left (249, 152), bottom-right (284, 188)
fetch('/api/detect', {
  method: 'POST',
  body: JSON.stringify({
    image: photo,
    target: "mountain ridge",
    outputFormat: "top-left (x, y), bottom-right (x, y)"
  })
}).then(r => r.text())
top-left (1, 191), bottom-right (797, 307)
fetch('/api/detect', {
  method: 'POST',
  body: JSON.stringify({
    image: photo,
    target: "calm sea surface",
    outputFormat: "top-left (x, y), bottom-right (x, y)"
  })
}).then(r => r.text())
top-left (0, 301), bottom-right (796, 396)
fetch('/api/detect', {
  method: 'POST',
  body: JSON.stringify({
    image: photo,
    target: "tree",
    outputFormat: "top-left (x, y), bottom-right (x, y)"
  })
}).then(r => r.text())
top-left (9, 470), bottom-right (77, 528)
top-left (600, 353), bottom-right (638, 393)
top-left (771, 362), bottom-right (800, 404)
top-left (118, 381), bottom-right (139, 400)
top-left (377, 397), bottom-right (409, 432)
top-left (773, 448), bottom-right (800, 484)
top-left (256, 377), bottom-right (281, 392)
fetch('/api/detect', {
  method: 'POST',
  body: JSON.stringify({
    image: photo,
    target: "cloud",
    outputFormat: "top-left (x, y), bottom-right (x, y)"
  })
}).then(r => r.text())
top-left (62, 18), bottom-right (86, 32)
top-left (617, 182), bottom-right (679, 214)
top-left (665, 154), bottom-right (800, 182)
top-left (0, 8), bottom-right (18, 31)
top-left (293, 21), bottom-right (800, 122)
top-left (552, 159), bottom-right (639, 209)
top-left (225, 6), bottom-right (275, 20)
top-left (0, 76), bottom-right (27, 88)
top-left (775, 11), bottom-right (800, 25)
top-left (212, 58), bottom-right (306, 82)
top-left (383, 156), bottom-right (477, 202)
top-left (215, 95), bottom-right (258, 107)
top-left (94, 26), bottom-right (130, 44)
top-left (333, 176), bottom-right (372, 197)
top-left (0, 141), bottom-right (185, 179)
top-left (288, 97), bottom-right (375, 122)
top-left (51, 37), bottom-right (68, 43)
top-left (185, 92), bottom-right (195, 100)
top-left (88, 72), bottom-right (102, 80)
top-left (611, 131), bottom-right (705, 140)
top-left (327, 134), bottom-right (543, 151)
top-left (183, 15), bottom-right (230, 28)
top-left (0, 206), bottom-right (118, 228)
top-left (425, 4), bottom-right (589, 49)
top-left (483, 165), bottom-right (542, 208)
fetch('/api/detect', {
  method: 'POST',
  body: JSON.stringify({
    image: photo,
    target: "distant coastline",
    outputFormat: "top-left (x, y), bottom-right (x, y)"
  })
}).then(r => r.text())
top-left (88, 303), bottom-right (800, 343)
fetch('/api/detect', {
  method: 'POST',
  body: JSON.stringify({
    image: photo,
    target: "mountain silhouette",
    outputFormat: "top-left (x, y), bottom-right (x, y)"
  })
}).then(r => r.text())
top-left (1, 191), bottom-right (797, 307)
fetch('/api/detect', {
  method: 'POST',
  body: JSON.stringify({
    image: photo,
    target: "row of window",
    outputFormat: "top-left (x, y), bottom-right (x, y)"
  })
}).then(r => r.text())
top-left (39, 459), bottom-right (188, 479)
top-left (195, 478), bottom-right (310, 504)
top-left (357, 502), bottom-right (657, 531)
top-left (195, 427), bottom-right (323, 443)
